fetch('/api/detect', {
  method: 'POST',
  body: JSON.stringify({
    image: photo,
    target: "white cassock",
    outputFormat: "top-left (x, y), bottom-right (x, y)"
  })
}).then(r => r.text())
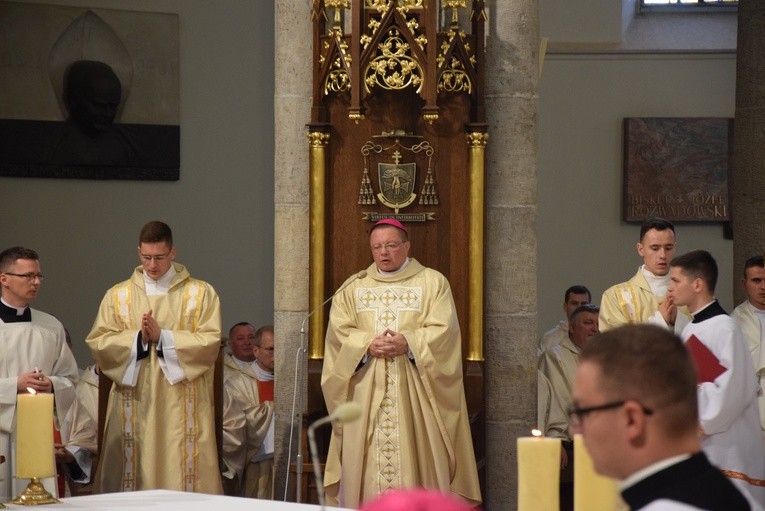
top-left (731, 301), bottom-right (765, 436)
top-left (680, 301), bottom-right (765, 507)
top-left (0, 306), bottom-right (79, 502)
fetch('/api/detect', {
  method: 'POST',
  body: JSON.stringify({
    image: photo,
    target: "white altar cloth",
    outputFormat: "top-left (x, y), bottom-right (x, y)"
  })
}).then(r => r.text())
top-left (2, 489), bottom-right (346, 510)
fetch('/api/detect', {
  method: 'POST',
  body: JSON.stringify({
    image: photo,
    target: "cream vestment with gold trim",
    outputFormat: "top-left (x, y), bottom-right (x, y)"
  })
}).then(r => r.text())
top-left (86, 263), bottom-right (222, 494)
top-left (322, 259), bottom-right (481, 508)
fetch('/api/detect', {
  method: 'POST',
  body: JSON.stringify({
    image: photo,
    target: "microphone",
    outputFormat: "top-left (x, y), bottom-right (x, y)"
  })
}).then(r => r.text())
top-left (308, 402), bottom-right (362, 509)
top-left (287, 270), bottom-right (367, 502)
top-left (300, 270), bottom-right (368, 334)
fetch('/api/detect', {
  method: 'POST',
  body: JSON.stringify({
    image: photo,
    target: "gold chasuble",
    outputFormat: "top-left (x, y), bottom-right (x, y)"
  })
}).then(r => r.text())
top-left (322, 259), bottom-right (481, 508)
top-left (86, 263), bottom-right (222, 494)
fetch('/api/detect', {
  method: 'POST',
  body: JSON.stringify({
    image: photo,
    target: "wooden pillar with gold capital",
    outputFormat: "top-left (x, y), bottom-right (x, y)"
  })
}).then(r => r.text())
top-left (467, 128), bottom-right (488, 362)
top-left (307, 127), bottom-right (330, 359)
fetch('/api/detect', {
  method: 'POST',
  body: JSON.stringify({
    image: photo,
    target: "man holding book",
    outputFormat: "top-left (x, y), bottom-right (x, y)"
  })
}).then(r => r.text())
top-left (668, 250), bottom-right (765, 506)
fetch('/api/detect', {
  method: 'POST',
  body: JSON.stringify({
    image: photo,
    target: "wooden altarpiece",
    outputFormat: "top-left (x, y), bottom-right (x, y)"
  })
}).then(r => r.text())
top-left (296, 0), bottom-right (488, 503)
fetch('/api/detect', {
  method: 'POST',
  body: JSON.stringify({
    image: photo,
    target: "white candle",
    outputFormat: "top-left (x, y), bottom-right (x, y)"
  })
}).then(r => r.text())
top-left (15, 391), bottom-right (55, 479)
top-left (518, 430), bottom-right (561, 511)
top-left (574, 434), bottom-right (619, 511)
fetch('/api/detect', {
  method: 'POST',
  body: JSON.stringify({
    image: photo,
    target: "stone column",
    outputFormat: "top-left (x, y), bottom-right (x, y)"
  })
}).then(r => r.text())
top-left (732, 0), bottom-right (765, 303)
top-left (483, 1), bottom-right (539, 509)
top-left (274, 0), bottom-right (312, 500)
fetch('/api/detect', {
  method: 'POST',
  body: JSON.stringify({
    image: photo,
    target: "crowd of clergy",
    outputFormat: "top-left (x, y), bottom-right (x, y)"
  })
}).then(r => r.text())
top-left (538, 217), bottom-right (765, 510)
top-left (0, 218), bottom-right (481, 510)
top-left (0, 223), bottom-right (276, 503)
top-left (8, 215), bottom-right (765, 509)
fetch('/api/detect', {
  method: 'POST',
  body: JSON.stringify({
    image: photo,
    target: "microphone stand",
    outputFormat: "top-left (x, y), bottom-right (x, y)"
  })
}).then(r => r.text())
top-left (294, 318), bottom-right (309, 503)
top-left (307, 403), bottom-right (362, 511)
top-left (307, 415), bottom-right (332, 509)
top-left (289, 271), bottom-right (366, 503)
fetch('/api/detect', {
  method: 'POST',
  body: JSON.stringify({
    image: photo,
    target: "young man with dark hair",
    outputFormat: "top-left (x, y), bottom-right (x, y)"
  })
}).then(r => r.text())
top-left (87, 221), bottom-right (223, 494)
top-left (668, 250), bottom-right (765, 505)
top-left (572, 324), bottom-right (750, 510)
top-left (600, 217), bottom-right (689, 333)
top-left (731, 255), bottom-right (765, 437)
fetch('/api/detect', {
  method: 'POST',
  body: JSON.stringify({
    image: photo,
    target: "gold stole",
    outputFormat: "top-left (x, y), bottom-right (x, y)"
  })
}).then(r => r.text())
top-left (112, 279), bottom-right (205, 491)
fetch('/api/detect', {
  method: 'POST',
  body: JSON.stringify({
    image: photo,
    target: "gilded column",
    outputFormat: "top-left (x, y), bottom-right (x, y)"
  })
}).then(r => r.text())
top-left (307, 129), bottom-right (330, 359)
top-left (467, 130), bottom-right (488, 362)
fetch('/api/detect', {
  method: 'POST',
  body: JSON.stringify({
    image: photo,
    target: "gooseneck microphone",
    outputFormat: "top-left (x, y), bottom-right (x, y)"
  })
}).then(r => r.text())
top-left (300, 271), bottom-right (368, 336)
top-left (286, 270), bottom-right (368, 502)
top-left (308, 402), bottom-right (362, 510)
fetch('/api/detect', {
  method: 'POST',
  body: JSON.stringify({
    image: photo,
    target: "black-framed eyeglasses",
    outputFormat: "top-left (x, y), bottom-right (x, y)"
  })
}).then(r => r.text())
top-left (2, 272), bottom-right (45, 281)
top-left (567, 400), bottom-right (653, 427)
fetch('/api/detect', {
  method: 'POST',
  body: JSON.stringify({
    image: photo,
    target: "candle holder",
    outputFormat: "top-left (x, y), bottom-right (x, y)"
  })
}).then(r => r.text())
top-left (12, 478), bottom-right (60, 506)
top-left (0, 454), bottom-right (5, 508)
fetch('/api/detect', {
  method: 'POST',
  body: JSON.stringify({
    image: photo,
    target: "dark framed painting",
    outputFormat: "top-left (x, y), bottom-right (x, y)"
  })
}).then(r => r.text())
top-left (623, 117), bottom-right (732, 222)
top-left (0, 2), bottom-right (180, 180)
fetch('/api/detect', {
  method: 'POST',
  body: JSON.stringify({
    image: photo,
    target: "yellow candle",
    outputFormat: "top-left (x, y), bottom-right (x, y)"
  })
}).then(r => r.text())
top-left (517, 432), bottom-right (561, 511)
top-left (574, 434), bottom-right (619, 511)
top-left (15, 392), bottom-right (55, 479)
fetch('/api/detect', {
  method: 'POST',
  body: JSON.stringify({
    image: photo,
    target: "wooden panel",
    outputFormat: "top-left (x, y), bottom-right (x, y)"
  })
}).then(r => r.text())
top-left (325, 90), bottom-right (473, 358)
top-left (301, 2), bottom-right (488, 503)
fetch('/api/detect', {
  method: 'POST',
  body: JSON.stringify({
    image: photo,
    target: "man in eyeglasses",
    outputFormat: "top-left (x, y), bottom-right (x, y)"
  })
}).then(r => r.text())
top-left (220, 323), bottom-right (274, 499)
top-left (668, 250), bottom-right (765, 506)
top-left (572, 324), bottom-right (751, 510)
top-left (86, 221), bottom-right (222, 494)
top-left (0, 246), bottom-right (79, 502)
top-left (321, 218), bottom-right (481, 508)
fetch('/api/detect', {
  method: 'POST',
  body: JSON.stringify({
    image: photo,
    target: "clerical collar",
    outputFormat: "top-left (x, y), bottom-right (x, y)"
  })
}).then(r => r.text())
top-left (0, 297), bottom-right (31, 323)
top-left (691, 299), bottom-right (726, 323)
top-left (620, 453), bottom-right (692, 492)
top-left (377, 257), bottom-right (411, 276)
top-left (640, 265), bottom-right (669, 297)
top-left (1, 297), bottom-right (27, 315)
top-left (143, 265), bottom-right (176, 296)
top-left (254, 363), bottom-right (274, 381)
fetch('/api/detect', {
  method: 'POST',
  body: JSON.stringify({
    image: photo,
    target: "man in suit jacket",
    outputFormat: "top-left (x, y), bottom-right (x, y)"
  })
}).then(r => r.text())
top-left (571, 324), bottom-right (752, 510)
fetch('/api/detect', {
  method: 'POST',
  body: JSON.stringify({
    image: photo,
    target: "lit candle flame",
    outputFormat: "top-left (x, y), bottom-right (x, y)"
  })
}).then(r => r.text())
top-left (531, 429), bottom-right (542, 437)
top-left (26, 388), bottom-right (37, 395)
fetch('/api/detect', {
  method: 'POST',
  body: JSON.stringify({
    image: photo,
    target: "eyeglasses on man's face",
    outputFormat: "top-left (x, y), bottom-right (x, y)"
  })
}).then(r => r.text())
top-left (567, 400), bottom-right (653, 428)
top-left (371, 242), bottom-right (405, 253)
top-left (2, 272), bottom-right (45, 281)
top-left (139, 252), bottom-right (171, 263)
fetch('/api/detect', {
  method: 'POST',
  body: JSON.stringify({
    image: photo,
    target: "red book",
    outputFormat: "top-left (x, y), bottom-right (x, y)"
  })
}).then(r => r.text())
top-left (685, 334), bottom-right (727, 384)
top-left (257, 379), bottom-right (274, 402)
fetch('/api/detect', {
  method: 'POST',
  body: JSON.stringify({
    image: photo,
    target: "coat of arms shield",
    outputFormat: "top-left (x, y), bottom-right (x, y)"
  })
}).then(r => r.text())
top-left (377, 162), bottom-right (417, 213)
